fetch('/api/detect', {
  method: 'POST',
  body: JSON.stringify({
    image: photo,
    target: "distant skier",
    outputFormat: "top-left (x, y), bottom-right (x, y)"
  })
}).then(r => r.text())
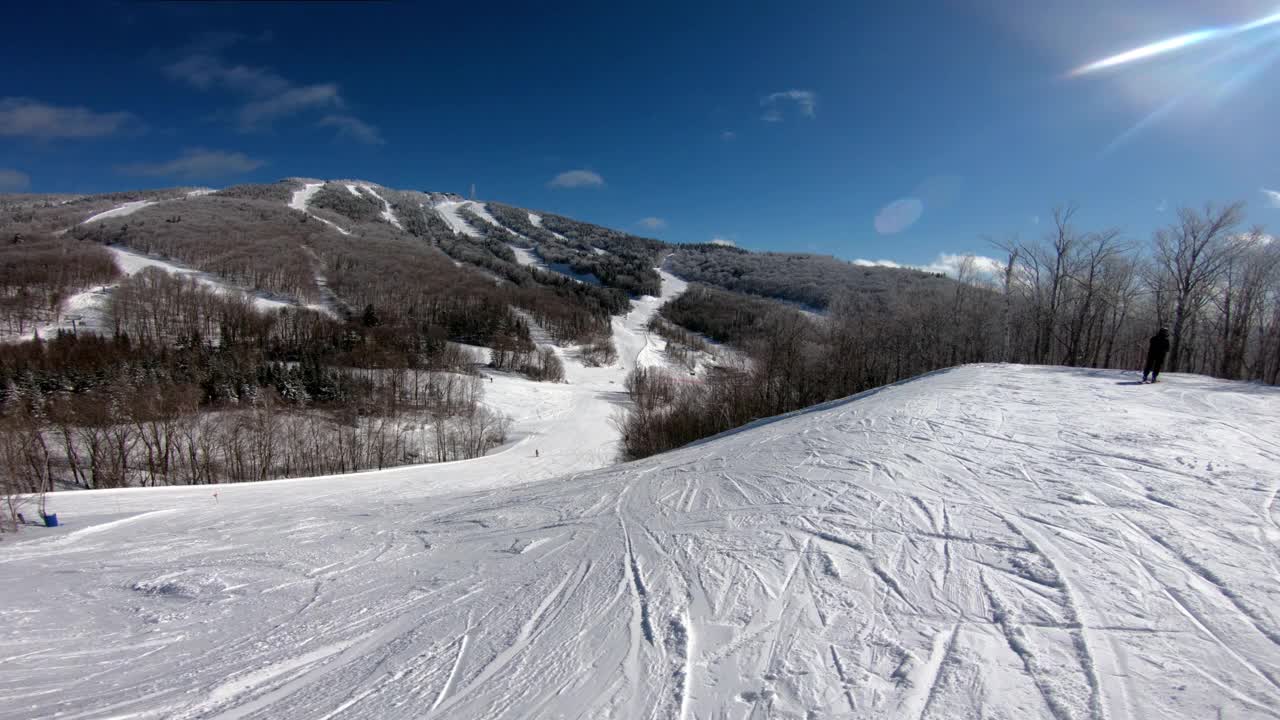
top-left (1142, 327), bottom-right (1170, 383)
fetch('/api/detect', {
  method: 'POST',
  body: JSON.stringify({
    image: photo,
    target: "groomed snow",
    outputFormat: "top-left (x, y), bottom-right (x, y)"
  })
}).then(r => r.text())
top-left (80, 199), bottom-right (159, 225)
top-left (527, 211), bottom-right (571, 242)
top-left (434, 200), bottom-right (482, 237)
top-left (7, 365), bottom-right (1279, 719)
top-left (289, 183), bottom-right (352, 236)
top-left (4, 247), bottom-right (328, 342)
top-left (359, 184), bottom-right (402, 230)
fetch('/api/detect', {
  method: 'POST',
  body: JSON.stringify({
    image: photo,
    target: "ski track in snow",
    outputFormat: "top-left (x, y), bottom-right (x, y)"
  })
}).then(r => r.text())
top-left (6, 329), bottom-right (1280, 715)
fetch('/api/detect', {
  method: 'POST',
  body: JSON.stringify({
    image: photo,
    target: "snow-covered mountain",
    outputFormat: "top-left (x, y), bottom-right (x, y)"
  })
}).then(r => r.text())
top-left (4, 364), bottom-right (1279, 719)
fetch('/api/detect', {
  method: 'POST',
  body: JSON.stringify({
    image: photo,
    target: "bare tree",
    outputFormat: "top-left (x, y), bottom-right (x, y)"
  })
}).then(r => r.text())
top-left (1152, 203), bottom-right (1245, 372)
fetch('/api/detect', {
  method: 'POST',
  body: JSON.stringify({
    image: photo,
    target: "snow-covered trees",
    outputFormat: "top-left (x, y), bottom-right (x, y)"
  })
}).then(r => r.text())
top-left (0, 235), bottom-right (119, 336)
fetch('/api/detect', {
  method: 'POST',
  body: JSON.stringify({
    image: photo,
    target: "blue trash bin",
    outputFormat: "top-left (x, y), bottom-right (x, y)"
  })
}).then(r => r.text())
top-left (42, 513), bottom-right (58, 528)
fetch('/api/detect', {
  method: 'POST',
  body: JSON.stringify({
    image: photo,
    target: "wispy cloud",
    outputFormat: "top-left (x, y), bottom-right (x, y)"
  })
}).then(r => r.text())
top-left (0, 98), bottom-right (139, 139)
top-left (709, 237), bottom-right (736, 247)
top-left (720, 130), bottom-right (737, 141)
top-left (318, 115), bottom-right (384, 145)
top-left (118, 148), bottom-right (265, 180)
top-left (1261, 188), bottom-right (1280, 208)
top-left (1155, 199), bottom-right (1168, 212)
top-left (638, 216), bottom-right (666, 230)
top-left (0, 168), bottom-right (30, 192)
top-left (761, 89), bottom-right (817, 122)
top-left (238, 84), bottom-right (341, 129)
top-left (165, 53), bottom-right (289, 96)
top-left (165, 42), bottom-right (378, 141)
top-left (549, 169), bottom-right (604, 189)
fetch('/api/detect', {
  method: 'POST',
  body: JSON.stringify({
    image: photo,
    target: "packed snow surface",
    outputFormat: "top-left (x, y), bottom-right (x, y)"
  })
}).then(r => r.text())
top-left (6, 362), bottom-right (1280, 719)
top-left (434, 200), bottom-right (483, 237)
top-left (359, 183), bottom-right (402, 229)
top-left (79, 199), bottom-right (158, 224)
top-left (527, 211), bottom-right (571, 242)
top-left (3, 247), bottom-right (314, 342)
top-left (288, 182), bottom-right (351, 236)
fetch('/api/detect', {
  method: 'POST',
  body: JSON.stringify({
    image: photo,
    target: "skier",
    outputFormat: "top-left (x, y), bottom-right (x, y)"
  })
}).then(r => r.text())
top-left (1142, 327), bottom-right (1170, 383)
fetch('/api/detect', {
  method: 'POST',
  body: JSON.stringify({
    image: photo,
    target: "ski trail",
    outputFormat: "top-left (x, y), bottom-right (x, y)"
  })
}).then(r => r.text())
top-left (289, 182), bottom-right (351, 235)
top-left (359, 184), bottom-right (402, 229)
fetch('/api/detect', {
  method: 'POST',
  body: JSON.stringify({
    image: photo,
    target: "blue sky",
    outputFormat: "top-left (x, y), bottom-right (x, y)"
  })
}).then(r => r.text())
top-left (3, 1), bottom-right (1280, 270)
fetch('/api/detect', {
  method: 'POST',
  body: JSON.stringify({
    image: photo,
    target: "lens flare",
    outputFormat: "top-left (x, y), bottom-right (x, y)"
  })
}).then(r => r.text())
top-left (1239, 11), bottom-right (1280, 31)
top-left (1068, 29), bottom-right (1222, 76)
top-left (1070, 8), bottom-right (1280, 150)
top-left (1069, 7), bottom-right (1280, 76)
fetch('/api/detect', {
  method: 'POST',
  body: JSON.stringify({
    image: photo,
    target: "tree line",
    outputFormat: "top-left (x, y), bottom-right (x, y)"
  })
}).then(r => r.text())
top-left (0, 234), bottom-right (119, 336)
top-left (619, 203), bottom-right (1280, 459)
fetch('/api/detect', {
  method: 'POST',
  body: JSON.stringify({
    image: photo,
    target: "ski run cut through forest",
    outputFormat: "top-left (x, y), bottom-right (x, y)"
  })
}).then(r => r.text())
top-left (3, 363), bottom-right (1280, 719)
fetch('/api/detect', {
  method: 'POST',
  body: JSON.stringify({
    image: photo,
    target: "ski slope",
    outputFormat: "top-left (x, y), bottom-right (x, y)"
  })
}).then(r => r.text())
top-left (79, 199), bottom-right (158, 224)
top-left (434, 199), bottom-right (483, 237)
top-left (7, 369), bottom-right (1280, 718)
top-left (289, 182), bottom-right (352, 236)
top-left (2, 247), bottom-right (323, 343)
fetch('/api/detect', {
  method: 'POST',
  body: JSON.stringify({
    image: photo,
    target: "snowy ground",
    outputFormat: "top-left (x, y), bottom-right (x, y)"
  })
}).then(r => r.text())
top-left (433, 200), bottom-right (483, 237)
top-left (2, 246), bottom-right (325, 343)
top-left (4, 364), bottom-right (1280, 719)
top-left (79, 199), bottom-right (159, 225)
top-left (289, 183), bottom-right (352, 236)
top-left (357, 184), bottom-right (402, 230)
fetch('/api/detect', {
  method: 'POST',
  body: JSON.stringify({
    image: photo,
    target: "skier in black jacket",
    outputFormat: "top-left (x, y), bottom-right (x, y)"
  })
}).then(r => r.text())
top-left (1143, 327), bottom-right (1171, 383)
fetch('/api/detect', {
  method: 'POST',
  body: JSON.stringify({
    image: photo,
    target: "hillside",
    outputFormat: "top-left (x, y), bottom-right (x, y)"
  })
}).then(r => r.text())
top-left (1, 179), bottom-right (964, 488)
top-left (3, 365), bottom-right (1278, 719)
top-left (0, 180), bottom-right (933, 344)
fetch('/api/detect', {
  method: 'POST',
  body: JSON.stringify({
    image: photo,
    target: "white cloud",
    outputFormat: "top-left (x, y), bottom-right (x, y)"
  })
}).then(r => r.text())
top-left (709, 237), bottom-right (736, 247)
top-left (118, 148), bottom-right (265, 179)
top-left (0, 168), bottom-right (31, 192)
top-left (0, 98), bottom-right (138, 139)
top-left (549, 169), bottom-right (604, 189)
top-left (918, 253), bottom-right (1005, 280)
top-left (638, 217), bottom-right (666, 230)
top-left (874, 197), bottom-right (924, 235)
top-left (318, 114), bottom-right (384, 145)
top-left (239, 84), bottom-right (341, 130)
top-left (1261, 188), bottom-right (1280, 208)
top-left (853, 253), bottom-right (1004, 281)
top-left (761, 89), bottom-right (817, 121)
top-left (721, 130), bottom-right (737, 141)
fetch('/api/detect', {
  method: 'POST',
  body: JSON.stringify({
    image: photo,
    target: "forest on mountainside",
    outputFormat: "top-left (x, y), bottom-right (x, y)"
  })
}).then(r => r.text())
top-left (0, 187), bottom-right (599, 496)
top-left (666, 243), bottom-right (954, 310)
